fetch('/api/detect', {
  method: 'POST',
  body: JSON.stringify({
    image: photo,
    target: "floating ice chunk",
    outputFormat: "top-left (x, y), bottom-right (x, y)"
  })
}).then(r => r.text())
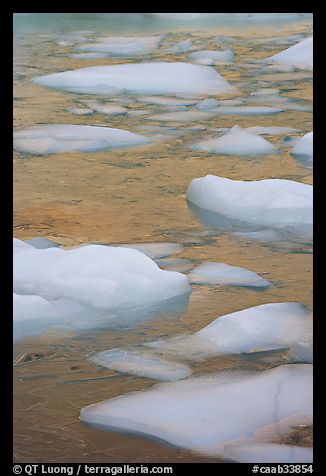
top-left (288, 342), bottom-right (313, 363)
top-left (245, 126), bottom-right (301, 135)
top-left (70, 52), bottom-right (108, 59)
top-left (251, 88), bottom-right (280, 96)
top-left (188, 262), bottom-right (271, 288)
top-left (13, 242), bottom-right (191, 323)
top-left (194, 98), bottom-right (219, 110)
top-left (89, 348), bottom-right (192, 381)
top-left (189, 49), bottom-right (234, 64)
top-left (266, 64), bottom-right (296, 73)
top-left (25, 237), bottom-right (60, 249)
top-left (118, 242), bottom-right (183, 259)
top-left (224, 443), bottom-right (313, 463)
top-left (80, 364), bottom-right (312, 458)
top-left (147, 303), bottom-right (312, 358)
top-left (165, 39), bottom-right (192, 54)
top-left (292, 132), bottom-right (313, 157)
top-left (233, 229), bottom-right (282, 242)
top-left (212, 106), bottom-right (283, 115)
top-left (13, 238), bottom-right (34, 255)
top-left (82, 101), bottom-right (128, 116)
top-left (148, 110), bottom-right (217, 122)
top-left (66, 107), bottom-right (94, 116)
top-left (32, 63), bottom-right (236, 96)
top-left (13, 293), bottom-right (57, 322)
top-left (192, 125), bottom-right (274, 156)
top-left (13, 125), bottom-right (151, 155)
top-left (137, 96), bottom-right (198, 107)
top-left (155, 258), bottom-right (194, 273)
top-left (268, 37), bottom-right (313, 71)
top-left (78, 36), bottom-right (162, 56)
top-left (187, 175), bottom-right (312, 228)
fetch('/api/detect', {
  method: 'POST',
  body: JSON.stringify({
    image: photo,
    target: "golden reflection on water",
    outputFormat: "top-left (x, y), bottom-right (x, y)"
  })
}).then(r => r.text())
top-left (13, 18), bottom-right (313, 463)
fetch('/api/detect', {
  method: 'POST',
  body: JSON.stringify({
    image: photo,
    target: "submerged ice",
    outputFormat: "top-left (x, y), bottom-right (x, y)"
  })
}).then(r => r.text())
top-left (188, 262), bottom-right (271, 287)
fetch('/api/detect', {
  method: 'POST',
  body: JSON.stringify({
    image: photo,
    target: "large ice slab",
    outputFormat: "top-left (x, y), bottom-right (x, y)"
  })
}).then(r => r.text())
top-left (187, 175), bottom-right (312, 228)
top-left (188, 262), bottom-right (271, 288)
top-left (191, 125), bottom-right (274, 156)
top-left (32, 63), bottom-right (236, 96)
top-left (268, 37), bottom-right (313, 71)
top-left (13, 124), bottom-right (151, 155)
top-left (148, 110), bottom-right (217, 122)
top-left (146, 303), bottom-right (312, 358)
top-left (224, 443), bottom-right (313, 463)
top-left (13, 240), bottom-right (191, 324)
top-left (80, 364), bottom-right (313, 458)
top-left (210, 106), bottom-right (283, 115)
top-left (82, 101), bottom-right (128, 116)
top-left (89, 348), bottom-right (192, 381)
top-left (78, 36), bottom-right (162, 56)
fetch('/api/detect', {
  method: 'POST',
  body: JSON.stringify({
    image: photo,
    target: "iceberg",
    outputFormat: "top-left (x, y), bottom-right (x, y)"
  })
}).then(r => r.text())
top-left (77, 36), bottom-right (162, 57)
top-left (224, 443), bottom-right (313, 463)
top-left (32, 62), bottom-right (236, 96)
top-left (13, 124), bottom-right (151, 155)
top-left (188, 262), bottom-right (271, 288)
top-left (268, 37), bottom-right (313, 71)
top-left (89, 348), bottom-right (192, 381)
top-left (80, 364), bottom-right (312, 458)
top-left (191, 125), bottom-right (274, 155)
top-left (146, 303), bottom-right (312, 358)
top-left (13, 240), bottom-right (191, 326)
top-left (187, 175), bottom-right (312, 228)
top-left (291, 132), bottom-right (313, 157)
top-left (189, 49), bottom-right (234, 64)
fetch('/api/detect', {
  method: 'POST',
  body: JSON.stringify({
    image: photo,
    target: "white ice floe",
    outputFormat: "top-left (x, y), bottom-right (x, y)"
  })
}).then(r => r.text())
top-left (70, 52), bottom-right (108, 59)
top-left (148, 110), bottom-right (217, 122)
top-left (32, 62), bottom-right (236, 96)
top-left (268, 37), bottom-right (313, 71)
top-left (137, 96), bottom-right (198, 107)
top-left (13, 124), bottom-right (151, 155)
top-left (89, 348), bottom-right (192, 381)
top-left (13, 239), bottom-right (191, 324)
top-left (66, 107), bottom-right (94, 116)
top-left (118, 242), bottom-right (183, 259)
top-left (82, 101), bottom-right (128, 116)
top-left (191, 125), bottom-right (274, 156)
top-left (211, 106), bottom-right (283, 115)
top-left (77, 36), bottom-right (162, 57)
top-left (25, 237), bottom-right (60, 249)
top-left (187, 175), bottom-right (312, 228)
top-left (188, 262), bottom-right (271, 288)
top-left (291, 132), bottom-right (313, 157)
top-left (13, 238), bottom-right (34, 255)
top-left (146, 303), bottom-right (312, 358)
top-left (189, 49), bottom-right (234, 64)
top-left (245, 126), bottom-right (301, 135)
top-left (164, 39), bottom-right (192, 54)
top-left (194, 98), bottom-right (219, 110)
top-left (224, 443), bottom-right (313, 463)
top-left (80, 364), bottom-right (312, 458)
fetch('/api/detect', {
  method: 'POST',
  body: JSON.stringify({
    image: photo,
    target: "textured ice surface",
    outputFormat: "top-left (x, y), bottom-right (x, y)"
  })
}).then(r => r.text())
top-left (89, 348), bottom-right (192, 381)
top-left (292, 132), bottom-right (313, 156)
top-left (78, 36), bottom-right (162, 56)
top-left (118, 242), bottom-right (183, 259)
top-left (82, 101), bottom-right (128, 116)
top-left (13, 293), bottom-right (57, 322)
top-left (187, 175), bottom-right (312, 228)
top-left (165, 39), bottom-right (192, 54)
top-left (212, 106), bottom-right (283, 115)
top-left (13, 124), bottom-right (151, 154)
top-left (80, 364), bottom-right (313, 458)
top-left (148, 110), bottom-right (217, 122)
top-left (189, 49), bottom-right (234, 64)
top-left (224, 443), bottom-right (313, 463)
top-left (146, 303), bottom-right (312, 358)
top-left (194, 98), bottom-right (219, 110)
top-left (188, 262), bottom-right (271, 288)
top-left (13, 240), bottom-right (191, 325)
top-left (32, 63), bottom-right (236, 96)
top-left (66, 107), bottom-right (94, 115)
top-left (268, 37), bottom-right (313, 71)
top-left (245, 126), bottom-right (301, 135)
top-left (191, 125), bottom-right (274, 155)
